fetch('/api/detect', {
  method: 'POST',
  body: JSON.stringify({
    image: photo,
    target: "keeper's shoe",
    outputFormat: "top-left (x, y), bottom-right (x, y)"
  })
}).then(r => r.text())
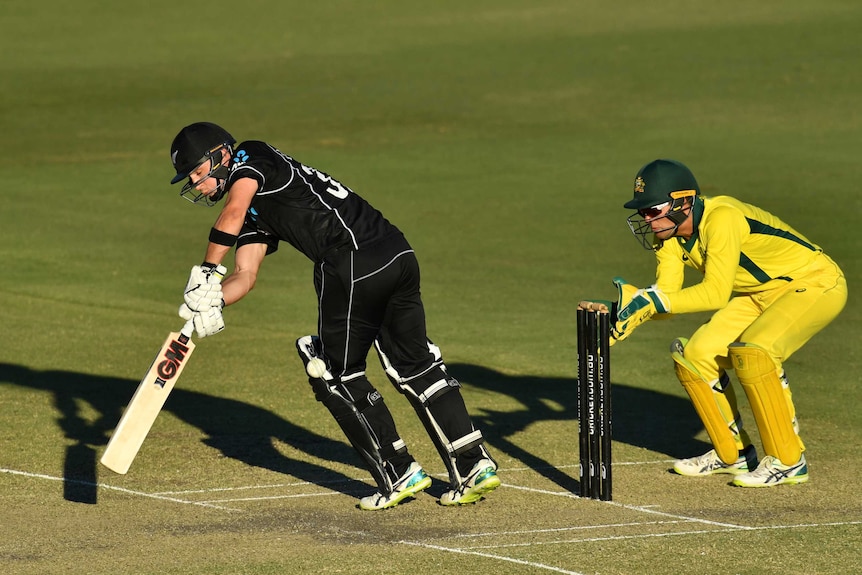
top-left (672, 445), bottom-right (758, 477)
top-left (358, 462), bottom-right (431, 510)
top-left (732, 454), bottom-right (809, 488)
top-left (439, 458), bottom-right (501, 506)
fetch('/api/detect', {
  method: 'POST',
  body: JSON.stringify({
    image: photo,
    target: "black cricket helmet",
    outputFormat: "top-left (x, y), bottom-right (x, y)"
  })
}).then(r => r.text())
top-left (170, 122), bottom-right (236, 206)
top-left (625, 159), bottom-right (700, 250)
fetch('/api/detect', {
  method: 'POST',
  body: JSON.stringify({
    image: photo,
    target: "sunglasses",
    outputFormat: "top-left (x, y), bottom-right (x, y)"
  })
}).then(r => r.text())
top-left (638, 202), bottom-right (670, 218)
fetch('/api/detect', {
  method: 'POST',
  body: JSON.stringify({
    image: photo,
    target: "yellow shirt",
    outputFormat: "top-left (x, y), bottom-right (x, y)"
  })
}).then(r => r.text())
top-left (654, 196), bottom-right (822, 314)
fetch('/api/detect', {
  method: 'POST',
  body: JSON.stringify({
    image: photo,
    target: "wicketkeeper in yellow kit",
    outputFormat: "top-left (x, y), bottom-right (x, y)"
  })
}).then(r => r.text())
top-left (609, 159), bottom-right (847, 487)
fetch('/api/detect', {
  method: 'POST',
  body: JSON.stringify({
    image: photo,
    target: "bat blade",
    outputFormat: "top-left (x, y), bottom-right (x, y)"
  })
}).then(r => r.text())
top-left (100, 326), bottom-right (195, 474)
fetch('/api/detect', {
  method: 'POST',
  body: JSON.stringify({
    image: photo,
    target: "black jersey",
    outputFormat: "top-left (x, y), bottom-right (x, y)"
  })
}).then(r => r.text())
top-left (228, 141), bottom-right (401, 262)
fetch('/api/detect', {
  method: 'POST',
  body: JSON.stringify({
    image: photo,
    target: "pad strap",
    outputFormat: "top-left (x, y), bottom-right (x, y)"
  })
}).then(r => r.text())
top-left (418, 378), bottom-right (461, 405)
top-left (450, 429), bottom-right (484, 455)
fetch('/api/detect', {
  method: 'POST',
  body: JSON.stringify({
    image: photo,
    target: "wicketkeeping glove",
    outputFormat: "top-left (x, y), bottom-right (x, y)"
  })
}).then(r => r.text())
top-left (178, 303), bottom-right (225, 338)
top-left (184, 263), bottom-right (227, 312)
top-left (609, 277), bottom-right (670, 345)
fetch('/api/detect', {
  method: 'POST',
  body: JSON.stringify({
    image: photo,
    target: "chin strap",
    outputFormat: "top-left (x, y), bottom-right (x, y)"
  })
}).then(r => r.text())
top-left (208, 146), bottom-right (233, 203)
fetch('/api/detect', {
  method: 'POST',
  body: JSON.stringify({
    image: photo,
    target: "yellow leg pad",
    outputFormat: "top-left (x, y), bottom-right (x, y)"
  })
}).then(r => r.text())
top-left (672, 349), bottom-right (746, 465)
top-left (729, 343), bottom-right (802, 465)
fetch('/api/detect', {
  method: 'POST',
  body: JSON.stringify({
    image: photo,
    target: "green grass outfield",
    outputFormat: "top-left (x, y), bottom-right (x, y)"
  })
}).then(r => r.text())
top-left (1, 1), bottom-right (860, 573)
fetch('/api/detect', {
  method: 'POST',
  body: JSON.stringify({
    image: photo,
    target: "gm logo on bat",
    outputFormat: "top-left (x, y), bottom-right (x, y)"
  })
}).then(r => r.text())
top-left (155, 339), bottom-right (191, 388)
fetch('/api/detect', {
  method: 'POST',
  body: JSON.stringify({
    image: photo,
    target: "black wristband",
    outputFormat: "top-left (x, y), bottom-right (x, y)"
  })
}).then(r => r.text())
top-left (209, 227), bottom-right (238, 247)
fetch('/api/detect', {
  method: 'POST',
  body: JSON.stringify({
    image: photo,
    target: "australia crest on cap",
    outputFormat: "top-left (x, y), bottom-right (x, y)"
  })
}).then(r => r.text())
top-left (634, 176), bottom-right (645, 194)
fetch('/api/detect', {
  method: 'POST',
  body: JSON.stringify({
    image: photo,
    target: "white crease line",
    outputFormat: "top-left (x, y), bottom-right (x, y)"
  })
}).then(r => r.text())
top-left (157, 477), bottom-right (371, 501)
top-left (505, 484), bottom-right (580, 497)
top-left (153, 483), bottom-right (297, 495)
top-left (464, 527), bottom-right (743, 548)
top-left (505, 460), bottom-right (675, 472)
top-left (459, 520), bottom-right (862, 549)
top-left (608, 500), bottom-right (751, 529)
top-left (1, 467), bottom-right (239, 511)
top-left (431, 520), bottom-right (692, 540)
top-left (152, 478), bottom-right (360, 496)
top-left (503, 482), bottom-right (750, 530)
top-left (400, 540), bottom-right (585, 575)
top-left (202, 491), bottom-right (359, 503)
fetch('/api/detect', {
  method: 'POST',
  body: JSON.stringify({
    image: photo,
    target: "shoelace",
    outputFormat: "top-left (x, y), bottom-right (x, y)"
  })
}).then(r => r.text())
top-left (749, 456), bottom-right (800, 479)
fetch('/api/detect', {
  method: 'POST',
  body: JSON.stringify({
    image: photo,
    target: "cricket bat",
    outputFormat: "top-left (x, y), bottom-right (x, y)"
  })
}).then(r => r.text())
top-left (101, 321), bottom-right (195, 474)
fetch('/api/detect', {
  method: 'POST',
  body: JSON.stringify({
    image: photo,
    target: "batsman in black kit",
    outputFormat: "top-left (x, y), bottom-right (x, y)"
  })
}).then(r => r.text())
top-left (169, 122), bottom-right (500, 510)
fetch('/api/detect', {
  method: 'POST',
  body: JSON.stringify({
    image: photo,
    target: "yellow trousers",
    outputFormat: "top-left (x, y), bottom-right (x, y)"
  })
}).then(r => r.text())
top-left (683, 253), bottom-right (847, 381)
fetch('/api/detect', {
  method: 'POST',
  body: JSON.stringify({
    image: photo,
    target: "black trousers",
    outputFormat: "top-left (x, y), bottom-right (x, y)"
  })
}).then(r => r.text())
top-left (313, 233), bottom-right (481, 482)
top-left (315, 233), bottom-right (432, 380)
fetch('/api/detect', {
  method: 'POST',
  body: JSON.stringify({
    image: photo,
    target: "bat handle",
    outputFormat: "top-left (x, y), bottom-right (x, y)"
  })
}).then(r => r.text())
top-left (181, 319), bottom-right (194, 339)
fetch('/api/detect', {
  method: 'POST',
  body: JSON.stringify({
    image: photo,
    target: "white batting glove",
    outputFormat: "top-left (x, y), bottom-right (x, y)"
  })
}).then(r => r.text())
top-left (178, 303), bottom-right (226, 338)
top-left (184, 264), bottom-right (227, 312)
top-left (196, 306), bottom-right (225, 338)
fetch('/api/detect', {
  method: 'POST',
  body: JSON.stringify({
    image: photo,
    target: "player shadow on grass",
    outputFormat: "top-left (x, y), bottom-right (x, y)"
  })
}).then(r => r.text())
top-left (447, 363), bottom-right (710, 494)
top-left (0, 363), bottom-right (369, 504)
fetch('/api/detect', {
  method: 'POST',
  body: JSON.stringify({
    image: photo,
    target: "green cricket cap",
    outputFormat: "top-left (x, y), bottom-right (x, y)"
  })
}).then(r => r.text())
top-left (624, 159), bottom-right (700, 210)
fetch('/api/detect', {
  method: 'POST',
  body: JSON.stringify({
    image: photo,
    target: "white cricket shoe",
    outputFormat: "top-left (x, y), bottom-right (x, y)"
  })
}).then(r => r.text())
top-left (439, 458), bottom-right (501, 506)
top-left (732, 454), bottom-right (809, 488)
top-left (358, 462), bottom-right (431, 510)
top-left (672, 445), bottom-right (758, 477)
